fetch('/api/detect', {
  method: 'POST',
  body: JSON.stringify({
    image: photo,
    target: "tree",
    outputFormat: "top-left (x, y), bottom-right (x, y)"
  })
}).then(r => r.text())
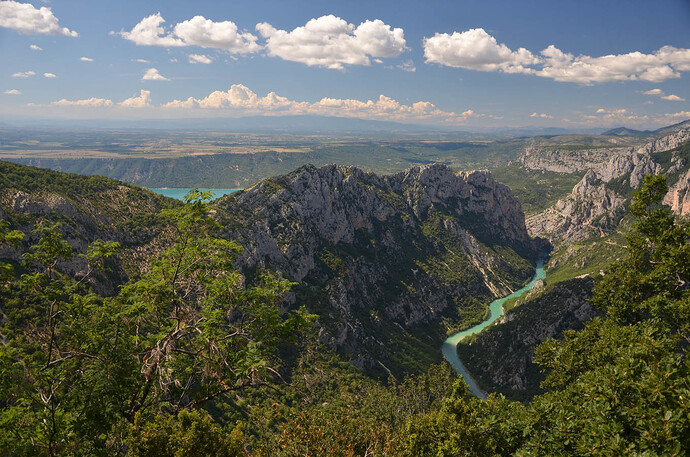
top-left (527, 174), bottom-right (690, 455)
top-left (0, 190), bottom-right (311, 456)
top-left (395, 175), bottom-right (690, 456)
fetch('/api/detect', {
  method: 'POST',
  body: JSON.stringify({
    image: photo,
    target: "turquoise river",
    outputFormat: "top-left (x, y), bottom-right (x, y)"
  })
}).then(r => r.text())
top-left (442, 258), bottom-right (546, 399)
top-left (148, 188), bottom-right (241, 200)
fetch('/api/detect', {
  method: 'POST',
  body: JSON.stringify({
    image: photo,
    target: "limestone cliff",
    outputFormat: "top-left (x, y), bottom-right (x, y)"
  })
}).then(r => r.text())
top-left (214, 164), bottom-right (537, 376)
top-left (525, 130), bottom-right (690, 244)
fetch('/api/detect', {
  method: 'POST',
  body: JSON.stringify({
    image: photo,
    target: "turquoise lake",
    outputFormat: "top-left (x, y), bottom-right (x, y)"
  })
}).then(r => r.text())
top-left (148, 188), bottom-right (241, 201)
top-left (442, 258), bottom-right (546, 399)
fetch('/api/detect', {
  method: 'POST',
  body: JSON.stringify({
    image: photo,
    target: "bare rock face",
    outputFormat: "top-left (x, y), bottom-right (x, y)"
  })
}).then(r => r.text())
top-left (665, 169), bottom-right (690, 215)
top-left (215, 164), bottom-right (537, 376)
top-left (525, 130), bottom-right (690, 244)
top-left (520, 145), bottom-right (626, 174)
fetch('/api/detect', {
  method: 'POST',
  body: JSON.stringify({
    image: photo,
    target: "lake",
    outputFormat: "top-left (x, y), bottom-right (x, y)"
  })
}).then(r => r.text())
top-left (148, 188), bottom-right (241, 201)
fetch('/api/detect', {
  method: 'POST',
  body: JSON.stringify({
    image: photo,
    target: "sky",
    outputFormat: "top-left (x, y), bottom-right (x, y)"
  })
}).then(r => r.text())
top-left (1, 0), bottom-right (689, 129)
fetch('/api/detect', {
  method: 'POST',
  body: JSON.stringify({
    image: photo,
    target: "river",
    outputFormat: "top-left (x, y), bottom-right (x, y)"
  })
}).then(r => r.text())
top-left (442, 258), bottom-right (546, 399)
top-left (148, 188), bottom-right (241, 200)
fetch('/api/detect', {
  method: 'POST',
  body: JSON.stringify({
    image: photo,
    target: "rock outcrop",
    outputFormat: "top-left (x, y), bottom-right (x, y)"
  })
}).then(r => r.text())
top-left (665, 169), bottom-right (690, 215)
top-left (215, 164), bottom-right (537, 376)
top-left (525, 130), bottom-right (690, 244)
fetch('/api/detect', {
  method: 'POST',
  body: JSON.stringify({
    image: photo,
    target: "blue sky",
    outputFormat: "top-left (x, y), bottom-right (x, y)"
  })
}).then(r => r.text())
top-left (1, 0), bottom-right (689, 128)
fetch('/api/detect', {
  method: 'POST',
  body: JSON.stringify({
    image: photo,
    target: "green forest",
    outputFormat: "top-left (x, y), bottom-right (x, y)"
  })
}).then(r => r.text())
top-left (1, 173), bottom-right (689, 456)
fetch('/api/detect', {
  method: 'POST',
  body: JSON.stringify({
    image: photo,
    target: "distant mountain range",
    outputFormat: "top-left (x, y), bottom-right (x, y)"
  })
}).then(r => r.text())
top-left (601, 119), bottom-right (690, 138)
top-left (0, 114), bottom-right (657, 138)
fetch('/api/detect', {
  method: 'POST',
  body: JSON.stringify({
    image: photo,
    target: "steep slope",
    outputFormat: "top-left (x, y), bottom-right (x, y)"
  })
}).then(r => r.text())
top-left (0, 161), bottom-right (178, 294)
top-left (214, 164), bottom-right (537, 376)
top-left (526, 129), bottom-right (690, 245)
top-left (458, 277), bottom-right (596, 400)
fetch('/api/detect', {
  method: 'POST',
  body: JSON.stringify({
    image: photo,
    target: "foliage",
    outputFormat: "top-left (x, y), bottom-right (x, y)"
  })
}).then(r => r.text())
top-left (394, 174), bottom-right (690, 456)
top-left (127, 410), bottom-right (246, 457)
top-left (0, 190), bottom-right (311, 456)
top-left (491, 164), bottom-right (585, 215)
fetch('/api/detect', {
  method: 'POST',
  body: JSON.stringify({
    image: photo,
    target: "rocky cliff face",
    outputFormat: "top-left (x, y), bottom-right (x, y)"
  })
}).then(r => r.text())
top-left (665, 168), bottom-right (690, 215)
top-left (458, 277), bottom-right (596, 400)
top-left (214, 164), bottom-right (537, 376)
top-left (0, 162), bottom-right (177, 294)
top-left (525, 130), bottom-right (690, 244)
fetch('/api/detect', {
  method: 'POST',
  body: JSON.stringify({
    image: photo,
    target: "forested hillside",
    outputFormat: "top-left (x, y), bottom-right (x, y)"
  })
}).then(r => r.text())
top-left (1, 162), bottom-right (688, 456)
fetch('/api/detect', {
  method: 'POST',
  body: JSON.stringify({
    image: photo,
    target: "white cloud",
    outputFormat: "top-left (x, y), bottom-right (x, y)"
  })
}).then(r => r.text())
top-left (53, 97), bottom-right (113, 107)
top-left (667, 111), bottom-right (690, 118)
top-left (161, 83), bottom-right (478, 124)
top-left (576, 107), bottom-right (653, 126)
top-left (12, 70), bottom-right (35, 77)
top-left (536, 45), bottom-right (684, 84)
top-left (80, 56), bottom-right (94, 62)
top-left (423, 29), bottom-right (690, 84)
top-left (43, 72), bottom-right (56, 78)
top-left (0, 1), bottom-right (77, 36)
top-left (30, 44), bottom-right (42, 50)
top-left (118, 13), bottom-right (259, 54)
top-left (530, 112), bottom-right (553, 119)
top-left (661, 94), bottom-right (685, 101)
top-left (256, 15), bottom-right (406, 69)
top-left (173, 16), bottom-right (260, 53)
top-left (641, 88), bottom-right (686, 101)
top-left (118, 13), bottom-right (184, 47)
top-left (119, 89), bottom-right (151, 108)
top-left (133, 58), bottom-right (150, 63)
top-left (396, 60), bottom-right (416, 72)
top-left (4, 89), bottom-right (21, 95)
top-left (188, 53), bottom-right (213, 64)
top-left (142, 68), bottom-right (169, 81)
top-left (424, 28), bottom-right (538, 73)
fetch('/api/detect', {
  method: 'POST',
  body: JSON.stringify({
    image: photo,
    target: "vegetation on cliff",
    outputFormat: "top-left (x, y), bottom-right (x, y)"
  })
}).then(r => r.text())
top-left (1, 161), bottom-right (688, 456)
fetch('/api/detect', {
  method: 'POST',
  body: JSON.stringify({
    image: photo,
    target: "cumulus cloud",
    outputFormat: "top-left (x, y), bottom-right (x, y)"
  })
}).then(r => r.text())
top-left (0, 1), bottom-right (77, 36)
top-left (530, 112), bottom-right (553, 119)
top-left (53, 97), bottom-right (113, 107)
top-left (142, 68), bottom-right (169, 81)
top-left (161, 83), bottom-right (478, 124)
top-left (424, 28), bottom-right (538, 73)
top-left (118, 13), bottom-right (184, 47)
top-left (119, 89), bottom-right (151, 108)
top-left (45, 85), bottom-right (486, 124)
top-left (5, 89), bottom-right (21, 95)
top-left (576, 107), bottom-right (654, 126)
top-left (133, 58), bottom-right (150, 63)
top-left (641, 88), bottom-right (685, 101)
top-left (43, 72), bottom-right (56, 78)
top-left (424, 29), bottom-right (690, 84)
top-left (256, 15), bottom-right (406, 69)
top-left (188, 53), bottom-right (213, 64)
top-left (80, 56), bottom-right (94, 62)
top-left (12, 70), bottom-right (35, 77)
top-left (30, 44), bottom-right (42, 50)
top-left (173, 16), bottom-right (260, 53)
top-left (118, 13), bottom-right (259, 54)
